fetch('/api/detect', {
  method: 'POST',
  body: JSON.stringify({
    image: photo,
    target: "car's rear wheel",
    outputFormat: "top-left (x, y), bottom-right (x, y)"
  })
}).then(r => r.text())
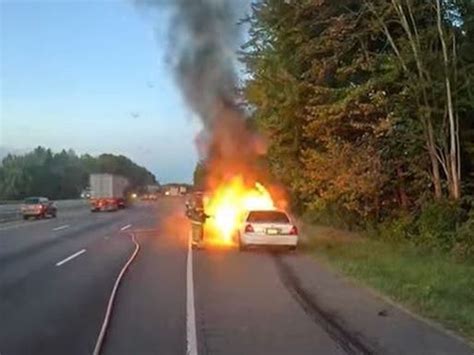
top-left (288, 245), bottom-right (296, 251)
top-left (23, 215), bottom-right (28, 220)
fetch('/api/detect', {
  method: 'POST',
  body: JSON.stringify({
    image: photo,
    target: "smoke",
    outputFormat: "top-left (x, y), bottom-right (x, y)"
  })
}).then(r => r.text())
top-left (140, 0), bottom-right (264, 186)
top-left (168, 0), bottom-right (239, 127)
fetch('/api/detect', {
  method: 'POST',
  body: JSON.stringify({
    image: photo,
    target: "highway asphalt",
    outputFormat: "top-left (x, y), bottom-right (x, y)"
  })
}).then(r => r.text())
top-left (0, 198), bottom-right (472, 355)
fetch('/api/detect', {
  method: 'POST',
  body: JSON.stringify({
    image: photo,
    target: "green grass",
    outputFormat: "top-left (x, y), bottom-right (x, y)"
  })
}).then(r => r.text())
top-left (302, 226), bottom-right (474, 341)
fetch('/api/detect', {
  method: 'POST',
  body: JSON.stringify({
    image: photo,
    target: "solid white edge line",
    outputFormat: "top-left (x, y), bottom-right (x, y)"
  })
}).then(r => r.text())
top-left (92, 233), bottom-right (140, 355)
top-left (187, 231), bottom-right (198, 355)
top-left (120, 224), bottom-right (132, 231)
top-left (53, 224), bottom-right (70, 231)
top-left (56, 249), bottom-right (86, 267)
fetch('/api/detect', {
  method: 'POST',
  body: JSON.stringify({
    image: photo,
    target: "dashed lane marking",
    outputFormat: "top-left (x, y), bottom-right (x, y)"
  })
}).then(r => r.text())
top-left (55, 249), bottom-right (86, 267)
top-left (52, 224), bottom-right (70, 231)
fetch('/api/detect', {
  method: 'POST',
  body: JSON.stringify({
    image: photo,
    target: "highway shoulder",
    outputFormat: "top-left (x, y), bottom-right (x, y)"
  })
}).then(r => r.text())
top-left (278, 253), bottom-right (473, 355)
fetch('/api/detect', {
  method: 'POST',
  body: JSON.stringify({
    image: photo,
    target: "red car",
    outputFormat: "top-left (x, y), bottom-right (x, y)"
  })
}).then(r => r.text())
top-left (21, 197), bottom-right (57, 219)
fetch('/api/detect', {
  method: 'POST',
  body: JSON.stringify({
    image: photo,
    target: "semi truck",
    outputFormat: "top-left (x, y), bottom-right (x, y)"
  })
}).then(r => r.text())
top-left (89, 174), bottom-right (129, 212)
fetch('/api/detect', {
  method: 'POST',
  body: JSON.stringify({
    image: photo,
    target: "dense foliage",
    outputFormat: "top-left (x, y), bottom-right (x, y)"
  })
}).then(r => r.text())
top-left (242, 0), bottom-right (474, 256)
top-left (0, 147), bottom-right (157, 200)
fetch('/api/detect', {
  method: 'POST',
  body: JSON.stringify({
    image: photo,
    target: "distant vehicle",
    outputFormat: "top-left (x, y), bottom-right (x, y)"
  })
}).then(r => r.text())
top-left (89, 174), bottom-right (129, 212)
top-left (146, 184), bottom-right (161, 194)
top-left (236, 210), bottom-right (298, 251)
top-left (165, 186), bottom-right (180, 196)
top-left (140, 193), bottom-right (157, 201)
top-left (21, 197), bottom-right (57, 220)
top-left (116, 197), bottom-right (126, 209)
top-left (80, 188), bottom-right (91, 199)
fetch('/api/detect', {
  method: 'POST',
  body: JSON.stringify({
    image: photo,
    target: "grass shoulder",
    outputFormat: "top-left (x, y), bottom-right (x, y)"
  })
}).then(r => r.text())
top-left (301, 225), bottom-right (474, 342)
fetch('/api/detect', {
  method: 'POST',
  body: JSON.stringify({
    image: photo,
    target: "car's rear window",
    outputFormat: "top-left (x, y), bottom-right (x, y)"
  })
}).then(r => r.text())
top-left (24, 198), bottom-right (40, 204)
top-left (246, 211), bottom-right (290, 223)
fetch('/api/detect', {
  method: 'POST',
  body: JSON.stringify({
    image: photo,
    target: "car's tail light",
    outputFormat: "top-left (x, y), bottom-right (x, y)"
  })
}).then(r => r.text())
top-left (289, 225), bottom-right (298, 235)
top-left (244, 224), bottom-right (254, 233)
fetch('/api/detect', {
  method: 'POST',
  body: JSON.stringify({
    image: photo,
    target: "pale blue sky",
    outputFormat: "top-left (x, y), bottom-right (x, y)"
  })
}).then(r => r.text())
top-left (0, 0), bottom-right (206, 183)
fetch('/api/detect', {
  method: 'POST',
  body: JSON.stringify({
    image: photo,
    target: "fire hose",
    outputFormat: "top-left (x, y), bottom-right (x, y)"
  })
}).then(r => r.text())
top-left (92, 232), bottom-right (140, 355)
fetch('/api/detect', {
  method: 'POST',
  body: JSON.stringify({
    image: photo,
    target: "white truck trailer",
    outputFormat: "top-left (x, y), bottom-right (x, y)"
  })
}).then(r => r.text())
top-left (89, 174), bottom-right (129, 212)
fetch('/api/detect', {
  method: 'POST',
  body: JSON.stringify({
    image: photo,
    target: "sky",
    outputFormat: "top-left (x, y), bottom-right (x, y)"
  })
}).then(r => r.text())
top-left (0, 0), bottom-right (207, 183)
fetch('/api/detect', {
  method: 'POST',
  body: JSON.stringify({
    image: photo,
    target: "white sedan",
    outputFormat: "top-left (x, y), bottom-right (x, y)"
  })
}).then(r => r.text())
top-left (237, 210), bottom-right (298, 251)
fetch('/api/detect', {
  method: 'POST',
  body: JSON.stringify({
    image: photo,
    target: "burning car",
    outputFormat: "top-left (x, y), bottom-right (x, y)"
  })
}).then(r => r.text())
top-left (195, 176), bottom-right (290, 249)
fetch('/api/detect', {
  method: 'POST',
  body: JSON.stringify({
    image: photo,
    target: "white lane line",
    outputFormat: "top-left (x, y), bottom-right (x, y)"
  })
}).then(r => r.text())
top-left (120, 224), bottom-right (132, 231)
top-left (55, 249), bottom-right (86, 267)
top-left (52, 224), bottom-right (70, 231)
top-left (187, 232), bottom-right (198, 355)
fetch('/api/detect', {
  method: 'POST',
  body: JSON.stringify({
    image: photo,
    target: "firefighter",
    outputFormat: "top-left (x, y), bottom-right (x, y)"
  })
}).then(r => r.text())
top-left (187, 192), bottom-right (209, 248)
top-left (190, 210), bottom-right (209, 248)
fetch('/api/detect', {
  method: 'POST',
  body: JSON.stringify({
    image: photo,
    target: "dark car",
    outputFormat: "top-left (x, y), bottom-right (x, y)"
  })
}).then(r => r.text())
top-left (21, 197), bottom-right (57, 219)
top-left (117, 197), bottom-right (126, 209)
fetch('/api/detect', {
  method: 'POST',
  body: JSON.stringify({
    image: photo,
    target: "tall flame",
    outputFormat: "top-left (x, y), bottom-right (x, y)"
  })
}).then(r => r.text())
top-left (203, 175), bottom-right (275, 245)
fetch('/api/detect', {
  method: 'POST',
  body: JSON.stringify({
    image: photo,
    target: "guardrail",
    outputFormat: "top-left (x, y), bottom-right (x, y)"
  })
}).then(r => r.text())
top-left (0, 199), bottom-right (89, 223)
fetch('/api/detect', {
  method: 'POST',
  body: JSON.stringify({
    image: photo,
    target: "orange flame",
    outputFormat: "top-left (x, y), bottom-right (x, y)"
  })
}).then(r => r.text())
top-left (203, 175), bottom-right (276, 245)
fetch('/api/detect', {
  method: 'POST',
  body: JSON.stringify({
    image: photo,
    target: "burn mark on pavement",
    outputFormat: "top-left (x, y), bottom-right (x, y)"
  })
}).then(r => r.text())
top-left (273, 254), bottom-right (375, 355)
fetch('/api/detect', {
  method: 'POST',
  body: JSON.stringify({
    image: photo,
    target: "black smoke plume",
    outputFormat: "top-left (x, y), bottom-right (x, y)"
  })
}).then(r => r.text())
top-left (140, 0), bottom-right (265, 186)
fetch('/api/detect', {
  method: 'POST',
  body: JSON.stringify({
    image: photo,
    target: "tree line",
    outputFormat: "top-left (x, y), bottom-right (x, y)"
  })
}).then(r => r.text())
top-left (0, 147), bottom-right (157, 200)
top-left (236, 0), bottom-right (473, 257)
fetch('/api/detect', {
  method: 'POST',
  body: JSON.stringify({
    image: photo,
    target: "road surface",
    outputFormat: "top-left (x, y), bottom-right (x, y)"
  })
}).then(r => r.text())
top-left (0, 198), bottom-right (471, 355)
